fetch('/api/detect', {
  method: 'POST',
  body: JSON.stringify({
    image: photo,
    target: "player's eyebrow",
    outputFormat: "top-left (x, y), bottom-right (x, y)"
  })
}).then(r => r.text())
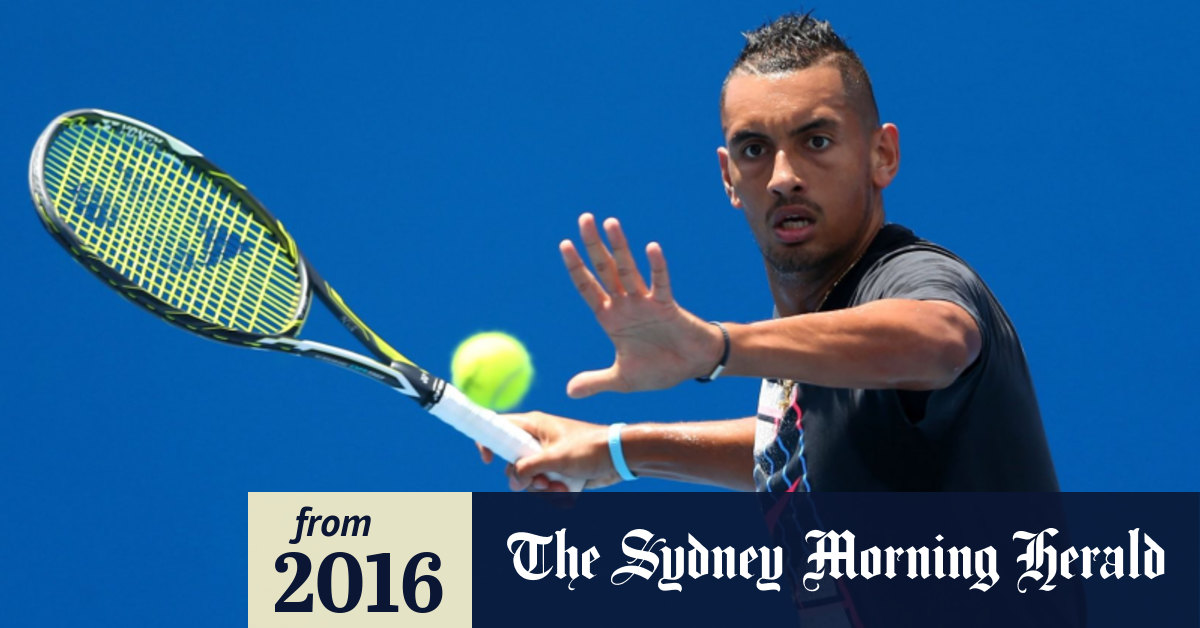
top-left (790, 117), bottom-right (838, 137)
top-left (728, 129), bottom-right (767, 146)
top-left (727, 117), bottom-right (839, 146)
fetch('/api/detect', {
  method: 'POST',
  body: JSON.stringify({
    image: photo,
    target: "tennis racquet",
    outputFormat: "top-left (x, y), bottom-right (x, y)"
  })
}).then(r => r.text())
top-left (29, 108), bottom-right (580, 491)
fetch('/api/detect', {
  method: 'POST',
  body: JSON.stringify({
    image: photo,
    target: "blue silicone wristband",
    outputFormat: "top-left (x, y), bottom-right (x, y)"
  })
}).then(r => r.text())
top-left (608, 422), bottom-right (637, 482)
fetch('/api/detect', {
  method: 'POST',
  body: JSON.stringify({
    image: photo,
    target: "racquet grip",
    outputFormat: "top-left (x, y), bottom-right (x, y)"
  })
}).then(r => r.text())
top-left (430, 385), bottom-right (586, 492)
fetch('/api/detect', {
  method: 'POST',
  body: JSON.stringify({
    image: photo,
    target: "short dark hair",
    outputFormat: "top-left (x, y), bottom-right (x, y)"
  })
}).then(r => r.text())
top-left (722, 12), bottom-right (879, 129)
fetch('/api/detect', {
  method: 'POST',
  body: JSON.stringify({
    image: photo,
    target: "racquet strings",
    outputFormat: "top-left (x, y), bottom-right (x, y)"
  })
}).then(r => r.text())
top-left (41, 119), bottom-right (303, 336)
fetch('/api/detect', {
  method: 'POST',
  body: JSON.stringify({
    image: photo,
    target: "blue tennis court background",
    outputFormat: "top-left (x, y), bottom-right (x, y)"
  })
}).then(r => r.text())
top-left (0, 1), bottom-right (1196, 624)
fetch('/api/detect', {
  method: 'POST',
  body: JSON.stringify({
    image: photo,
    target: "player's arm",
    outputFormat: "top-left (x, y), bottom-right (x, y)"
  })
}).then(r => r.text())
top-left (562, 213), bottom-right (979, 396)
top-left (499, 414), bottom-right (757, 492)
top-left (722, 299), bottom-right (980, 391)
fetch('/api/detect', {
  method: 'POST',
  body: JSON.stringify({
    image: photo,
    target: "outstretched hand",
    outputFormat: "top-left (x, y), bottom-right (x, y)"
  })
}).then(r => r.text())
top-left (560, 213), bottom-right (723, 398)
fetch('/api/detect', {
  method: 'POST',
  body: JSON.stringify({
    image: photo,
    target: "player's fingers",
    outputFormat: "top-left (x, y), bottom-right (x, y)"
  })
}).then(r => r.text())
top-left (509, 455), bottom-right (539, 489)
top-left (603, 217), bottom-right (648, 295)
top-left (506, 455), bottom-right (556, 491)
top-left (476, 442), bottom-right (494, 465)
top-left (513, 453), bottom-right (568, 490)
top-left (560, 240), bottom-right (607, 312)
top-left (503, 413), bottom-right (551, 447)
top-left (566, 366), bottom-right (620, 399)
top-left (579, 213), bottom-right (624, 295)
top-left (509, 473), bottom-right (555, 492)
top-left (506, 463), bottom-right (533, 491)
top-left (646, 242), bottom-right (674, 304)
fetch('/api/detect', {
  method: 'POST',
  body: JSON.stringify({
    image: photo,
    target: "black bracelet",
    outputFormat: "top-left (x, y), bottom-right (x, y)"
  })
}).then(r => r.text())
top-left (695, 321), bottom-right (730, 383)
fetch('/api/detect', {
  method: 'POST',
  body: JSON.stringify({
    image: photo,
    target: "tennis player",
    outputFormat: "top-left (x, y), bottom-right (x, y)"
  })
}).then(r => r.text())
top-left (487, 13), bottom-right (1059, 493)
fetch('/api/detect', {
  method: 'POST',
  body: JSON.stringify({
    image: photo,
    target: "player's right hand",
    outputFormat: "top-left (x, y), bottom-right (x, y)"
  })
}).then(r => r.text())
top-left (478, 411), bottom-right (622, 491)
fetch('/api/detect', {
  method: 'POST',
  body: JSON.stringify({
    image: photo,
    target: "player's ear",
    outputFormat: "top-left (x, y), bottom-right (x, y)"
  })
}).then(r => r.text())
top-left (716, 147), bottom-right (743, 209)
top-left (871, 123), bottom-right (900, 189)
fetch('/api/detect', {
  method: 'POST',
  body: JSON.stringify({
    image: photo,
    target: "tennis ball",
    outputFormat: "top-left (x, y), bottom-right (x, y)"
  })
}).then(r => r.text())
top-left (450, 331), bottom-right (534, 411)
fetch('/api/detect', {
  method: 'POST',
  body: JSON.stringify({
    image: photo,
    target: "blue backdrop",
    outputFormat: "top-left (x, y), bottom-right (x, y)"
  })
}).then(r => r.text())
top-left (1, 0), bottom-right (1196, 623)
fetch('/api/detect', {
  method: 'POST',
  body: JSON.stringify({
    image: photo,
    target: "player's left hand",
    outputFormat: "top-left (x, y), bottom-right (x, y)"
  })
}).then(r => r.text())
top-left (560, 213), bottom-right (725, 398)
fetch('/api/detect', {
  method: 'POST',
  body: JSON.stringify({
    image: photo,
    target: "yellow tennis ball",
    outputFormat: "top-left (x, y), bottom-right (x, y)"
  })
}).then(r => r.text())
top-left (450, 332), bottom-right (534, 411)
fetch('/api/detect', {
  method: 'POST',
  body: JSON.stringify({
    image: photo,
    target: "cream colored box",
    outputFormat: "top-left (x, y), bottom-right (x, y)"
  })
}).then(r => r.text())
top-left (248, 493), bottom-right (471, 627)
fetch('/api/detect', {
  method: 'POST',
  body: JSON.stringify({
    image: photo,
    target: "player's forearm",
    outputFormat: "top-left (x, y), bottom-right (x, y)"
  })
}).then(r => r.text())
top-left (620, 417), bottom-right (757, 491)
top-left (721, 299), bottom-right (979, 390)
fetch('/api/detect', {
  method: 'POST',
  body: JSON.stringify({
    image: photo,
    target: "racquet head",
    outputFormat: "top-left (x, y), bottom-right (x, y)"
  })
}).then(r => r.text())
top-left (30, 109), bottom-right (312, 346)
top-left (29, 109), bottom-right (580, 489)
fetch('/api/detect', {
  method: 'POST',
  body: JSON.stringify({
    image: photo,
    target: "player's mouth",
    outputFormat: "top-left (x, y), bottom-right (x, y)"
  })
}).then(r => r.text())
top-left (772, 208), bottom-right (817, 243)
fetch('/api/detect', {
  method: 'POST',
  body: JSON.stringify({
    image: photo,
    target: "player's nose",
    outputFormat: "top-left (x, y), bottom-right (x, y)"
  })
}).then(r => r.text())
top-left (767, 150), bottom-right (804, 196)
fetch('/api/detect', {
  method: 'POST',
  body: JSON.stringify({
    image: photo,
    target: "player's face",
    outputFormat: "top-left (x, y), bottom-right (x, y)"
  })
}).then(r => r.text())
top-left (718, 64), bottom-right (897, 279)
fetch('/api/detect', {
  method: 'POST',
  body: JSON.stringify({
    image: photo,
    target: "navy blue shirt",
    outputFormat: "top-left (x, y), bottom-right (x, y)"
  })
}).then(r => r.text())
top-left (752, 224), bottom-right (1059, 492)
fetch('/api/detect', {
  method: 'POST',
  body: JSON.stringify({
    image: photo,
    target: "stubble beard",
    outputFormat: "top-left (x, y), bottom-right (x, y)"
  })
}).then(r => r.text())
top-left (762, 243), bottom-right (836, 286)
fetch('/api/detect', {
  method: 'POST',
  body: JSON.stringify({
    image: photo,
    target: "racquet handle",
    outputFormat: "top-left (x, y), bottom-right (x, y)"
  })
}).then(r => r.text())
top-left (430, 385), bottom-right (586, 492)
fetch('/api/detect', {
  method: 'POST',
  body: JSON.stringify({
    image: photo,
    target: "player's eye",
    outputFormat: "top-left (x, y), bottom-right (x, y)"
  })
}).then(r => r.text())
top-left (807, 136), bottom-right (832, 150)
top-left (740, 143), bottom-right (767, 159)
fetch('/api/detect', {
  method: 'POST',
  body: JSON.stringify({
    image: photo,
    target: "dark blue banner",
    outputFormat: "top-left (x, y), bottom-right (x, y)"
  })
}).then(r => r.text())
top-left (472, 492), bottom-right (1198, 627)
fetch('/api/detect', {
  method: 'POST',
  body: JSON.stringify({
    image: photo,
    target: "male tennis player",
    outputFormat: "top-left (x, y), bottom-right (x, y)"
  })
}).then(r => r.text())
top-left (486, 13), bottom-right (1059, 493)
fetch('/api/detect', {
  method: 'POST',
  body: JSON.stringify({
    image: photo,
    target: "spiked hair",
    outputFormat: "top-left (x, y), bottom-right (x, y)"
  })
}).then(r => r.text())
top-left (722, 12), bottom-right (879, 129)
